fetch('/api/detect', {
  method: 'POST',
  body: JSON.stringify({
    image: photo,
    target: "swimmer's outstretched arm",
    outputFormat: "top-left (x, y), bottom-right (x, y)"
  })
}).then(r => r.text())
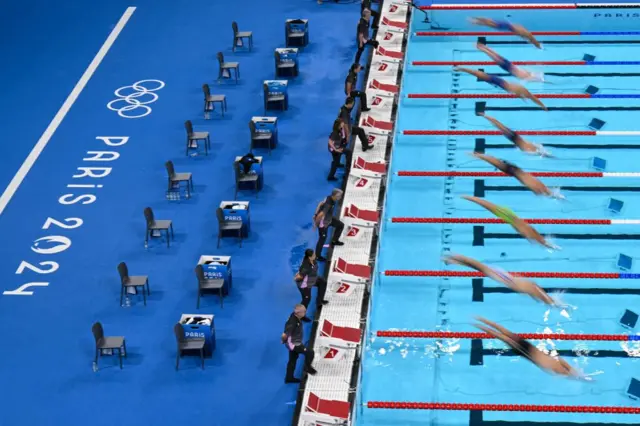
top-left (470, 152), bottom-right (503, 168)
top-left (523, 89), bottom-right (548, 111)
top-left (480, 114), bottom-right (513, 136)
top-left (455, 67), bottom-right (487, 80)
top-left (461, 195), bottom-right (501, 215)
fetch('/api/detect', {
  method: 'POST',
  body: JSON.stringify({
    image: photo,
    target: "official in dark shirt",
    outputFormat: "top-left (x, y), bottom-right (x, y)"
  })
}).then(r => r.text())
top-left (355, 9), bottom-right (379, 64)
top-left (294, 248), bottom-right (329, 308)
top-left (361, 0), bottom-right (380, 29)
top-left (313, 189), bottom-right (345, 262)
top-left (282, 304), bottom-right (317, 383)
top-left (327, 118), bottom-right (352, 181)
top-left (345, 63), bottom-right (370, 112)
top-left (339, 97), bottom-right (373, 152)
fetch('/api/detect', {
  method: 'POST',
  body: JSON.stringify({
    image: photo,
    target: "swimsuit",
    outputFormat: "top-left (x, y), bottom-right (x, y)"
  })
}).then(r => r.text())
top-left (504, 128), bottom-right (519, 143)
top-left (494, 20), bottom-right (515, 32)
top-left (486, 74), bottom-right (508, 90)
top-left (493, 206), bottom-right (518, 226)
top-left (501, 160), bottom-right (521, 176)
top-left (513, 337), bottom-right (535, 359)
top-left (496, 57), bottom-right (513, 73)
top-left (487, 265), bottom-right (516, 284)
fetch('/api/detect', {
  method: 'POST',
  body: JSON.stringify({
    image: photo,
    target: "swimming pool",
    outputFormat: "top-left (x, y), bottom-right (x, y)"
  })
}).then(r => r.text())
top-left (357, 4), bottom-right (640, 426)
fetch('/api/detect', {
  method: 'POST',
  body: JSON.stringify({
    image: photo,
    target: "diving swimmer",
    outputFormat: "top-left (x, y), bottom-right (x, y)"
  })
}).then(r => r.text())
top-left (444, 253), bottom-right (556, 304)
top-left (471, 152), bottom-right (564, 199)
top-left (478, 112), bottom-right (552, 157)
top-left (461, 196), bottom-right (561, 251)
top-left (470, 17), bottom-right (542, 49)
top-left (474, 317), bottom-right (592, 380)
top-left (455, 67), bottom-right (548, 111)
top-left (476, 42), bottom-right (544, 82)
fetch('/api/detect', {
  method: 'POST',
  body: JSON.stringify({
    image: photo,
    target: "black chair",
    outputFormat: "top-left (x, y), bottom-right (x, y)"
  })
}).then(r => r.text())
top-left (234, 161), bottom-right (259, 199)
top-left (185, 120), bottom-right (210, 156)
top-left (202, 84), bottom-right (227, 119)
top-left (285, 20), bottom-right (308, 47)
top-left (144, 207), bottom-right (174, 248)
top-left (165, 160), bottom-right (193, 198)
top-left (195, 264), bottom-right (225, 309)
top-left (217, 52), bottom-right (240, 83)
top-left (216, 207), bottom-right (243, 248)
top-left (263, 83), bottom-right (286, 114)
top-left (232, 21), bottom-right (253, 52)
top-left (117, 262), bottom-right (150, 306)
top-left (274, 50), bottom-right (298, 77)
top-left (174, 323), bottom-right (205, 370)
top-left (92, 322), bottom-right (126, 370)
top-left (249, 120), bottom-right (273, 155)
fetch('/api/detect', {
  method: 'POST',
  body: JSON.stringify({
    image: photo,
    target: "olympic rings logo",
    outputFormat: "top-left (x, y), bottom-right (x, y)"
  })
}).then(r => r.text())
top-left (107, 79), bottom-right (165, 119)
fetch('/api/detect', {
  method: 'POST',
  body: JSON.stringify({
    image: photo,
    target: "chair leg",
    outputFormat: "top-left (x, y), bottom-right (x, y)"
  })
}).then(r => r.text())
top-left (234, 185), bottom-right (238, 200)
top-left (123, 341), bottom-right (127, 358)
top-left (255, 181), bottom-right (258, 198)
top-left (217, 233), bottom-right (221, 249)
top-left (239, 229), bottom-right (243, 248)
top-left (176, 350), bottom-right (181, 370)
top-left (197, 289), bottom-right (201, 309)
top-left (170, 224), bottom-right (175, 238)
top-left (249, 36), bottom-right (253, 51)
top-left (145, 229), bottom-right (149, 248)
top-left (118, 348), bottom-right (123, 369)
top-left (186, 138), bottom-right (190, 156)
top-left (219, 289), bottom-right (223, 308)
top-left (94, 348), bottom-right (99, 366)
top-left (200, 348), bottom-right (204, 370)
top-left (120, 286), bottom-right (125, 306)
top-left (166, 230), bottom-right (170, 248)
top-left (142, 285), bottom-right (147, 306)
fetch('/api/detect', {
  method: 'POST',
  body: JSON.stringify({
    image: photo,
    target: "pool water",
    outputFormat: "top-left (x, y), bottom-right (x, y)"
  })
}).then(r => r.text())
top-left (357, 9), bottom-right (640, 426)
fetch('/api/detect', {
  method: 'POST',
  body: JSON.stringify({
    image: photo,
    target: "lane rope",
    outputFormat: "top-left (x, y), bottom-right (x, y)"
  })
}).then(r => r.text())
top-left (375, 330), bottom-right (640, 341)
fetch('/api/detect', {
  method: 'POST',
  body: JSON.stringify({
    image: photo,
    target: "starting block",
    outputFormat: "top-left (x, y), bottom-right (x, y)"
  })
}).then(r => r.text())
top-left (332, 258), bottom-right (371, 282)
top-left (342, 204), bottom-right (379, 227)
top-left (317, 320), bottom-right (362, 349)
top-left (351, 156), bottom-right (387, 179)
top-left (301, 393), bottom-right (351, 425)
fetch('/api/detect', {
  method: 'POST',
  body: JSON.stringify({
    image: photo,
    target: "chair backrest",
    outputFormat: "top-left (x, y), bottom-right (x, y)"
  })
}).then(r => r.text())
top-left (92, 322), bottom-right (104, 346)
top-left (217, 52), bottom-right (224, 66)
top-left (202, 83), bottom-right (210, 99)
top-left (174, 323), bottom-right (186, 345)
top-left (165, 160), bottom-right (176, 178)
top-left (184, 120), bottom-right (194, 136)
top-left (216, 207), bottom-right (225, 224)
top-left (195, 264), bottom-right (205, 284)
top-left (232, 21), bottom-right (239, 36)
top-left (143, 207), bottom-right (155, 228)
top-left (117, 262), bottom-right (129, 284)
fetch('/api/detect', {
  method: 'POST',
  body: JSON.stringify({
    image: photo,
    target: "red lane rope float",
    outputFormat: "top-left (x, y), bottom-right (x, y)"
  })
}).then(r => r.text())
top-left (391, 218), bottom-right (612, 225)
top-left (412, 61), bottom-right (585, 66)
top-left (407, 94), bottom-right (590, 99)
top-left (396, 171), bottom-right (603, 177)
top-left (419, 5), bottom-right (578, 10)
top-left (403, 130), bottom-right (596, 136)
top-left (415, 31), bottom-right (581, 36)
top-left (384, 271), bottom-right (620, 279)
top-left (375, 331), bottom-right (630, 341)
top-left (366, 401), bottom-right (640, 413)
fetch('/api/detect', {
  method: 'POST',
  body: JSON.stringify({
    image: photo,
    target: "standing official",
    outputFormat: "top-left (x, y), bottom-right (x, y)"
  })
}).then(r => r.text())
top-left (313, 189), bottom-right (345, 262)
top-left (327, 118), bottom-right (352, 181)
top-left (355, 9), bottom-right (379, 64)
top-left (339, 97), bottom-right (373, 152)
top-left (282, 304), bottom-right (317, 383)
top-left (345, 63), bottom-right (370, 112)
